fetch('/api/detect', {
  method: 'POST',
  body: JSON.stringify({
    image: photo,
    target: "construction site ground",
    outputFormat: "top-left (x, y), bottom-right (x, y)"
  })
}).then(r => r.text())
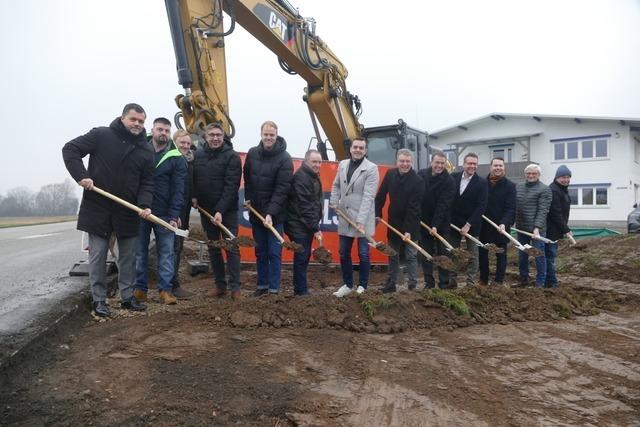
top-left (1, 233), bottom-right (639, 426)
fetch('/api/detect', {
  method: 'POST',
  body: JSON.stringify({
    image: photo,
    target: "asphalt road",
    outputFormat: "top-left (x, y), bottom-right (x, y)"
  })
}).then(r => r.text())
top-left (0, 221), bottom-right (86, 336)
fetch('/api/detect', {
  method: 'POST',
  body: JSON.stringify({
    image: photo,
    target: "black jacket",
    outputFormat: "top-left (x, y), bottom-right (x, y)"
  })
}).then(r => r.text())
top-left (375, 168), bottom-right (424, 237)
top-left (479, 175), bottom-right (516, 245)
top-left (285, 163), bottom-right (323, 237)
top-left (150, 143), bottom-right (187, 221)
top-left (417, 168), bottom-right (455, 233)
top-left (451, 172), bottom-right (488, 236)
top-left (546, 181), bottom-right (571, 241)
top-left (62, 118), bottom-right (154, 238)
top-left (243, 137), bottom-right (293, 225)
top-left (178, 153), bottom-right (194, 230)
top-left (192, 140), bottom-right (242, 217)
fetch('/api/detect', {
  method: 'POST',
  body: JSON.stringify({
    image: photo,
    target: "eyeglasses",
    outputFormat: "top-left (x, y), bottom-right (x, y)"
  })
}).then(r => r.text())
top-left (208, 133), bottom-right (224, 138)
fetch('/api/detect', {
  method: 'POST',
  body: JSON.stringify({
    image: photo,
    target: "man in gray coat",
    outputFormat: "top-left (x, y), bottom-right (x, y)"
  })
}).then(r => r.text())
top-left (329, 137), bottom-right (379, 297)
top-left (515, 164), bottom-right (552, 287)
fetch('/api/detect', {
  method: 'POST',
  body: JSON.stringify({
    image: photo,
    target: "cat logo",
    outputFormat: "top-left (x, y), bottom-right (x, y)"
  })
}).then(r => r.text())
top-left (269, 11), bottom-right (288, 42)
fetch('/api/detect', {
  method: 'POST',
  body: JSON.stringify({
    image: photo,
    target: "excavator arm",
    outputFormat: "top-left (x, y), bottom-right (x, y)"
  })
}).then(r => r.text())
top-left (165, 0), bottom-right (363, 159)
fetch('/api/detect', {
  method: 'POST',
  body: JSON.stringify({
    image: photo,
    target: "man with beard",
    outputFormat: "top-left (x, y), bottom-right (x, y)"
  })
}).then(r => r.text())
top-left (133, 117), bottom-right (187, 305)
top-left (450, 153), bottom-right (487, 288)
top-left (545, 165), bottom-right (573, 288)
top-left (478, 157), bottom-right (516, 287)
top-left (169, 130), bottom-right (195, 299)
top-left (243, 121), bottom-right (293, 296)
top-left (285, 149), bottom-right (324, 296)
top-left (192, 123), bottom-right (242, 299)
top-left (62, 103), bottom-right (154, 317)
top-left (329, 137), bottom-right (379, 297)
top-left (375, 149), bottom-right (424, 293)
top-left (417, 151), bottom-right (455, 289)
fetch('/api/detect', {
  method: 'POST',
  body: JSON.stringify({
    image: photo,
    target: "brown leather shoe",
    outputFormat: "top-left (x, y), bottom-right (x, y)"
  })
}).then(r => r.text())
top-left (159, 290), bottom-right (177, 305)
top-left (206, 288), bottom-right (226, 298)
top-left (231, 290), bottom-right (242, 300)
top-left (478, 280), bottom-right (488, 287)
top-left (133, 289), bottom-right (147, 302)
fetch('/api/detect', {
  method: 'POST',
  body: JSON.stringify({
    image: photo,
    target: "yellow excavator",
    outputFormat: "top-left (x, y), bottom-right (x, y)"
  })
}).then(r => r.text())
top-left (164, 0), bottom-right (431, 167)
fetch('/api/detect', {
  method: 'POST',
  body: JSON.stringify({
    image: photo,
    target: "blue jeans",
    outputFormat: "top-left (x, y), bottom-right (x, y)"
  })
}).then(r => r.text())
top-left (517, 233), bottom-right (546, 287)
top-left (339, 235), bottom-right (370, 289)
top-left (289, 233), bottom-right (313, 295)
top-left (253, 222), bottom-right (283, 293)
top-left (135, 220), bottom-right (175, 293)
top-left (544, 242), bottom-right (559, 288)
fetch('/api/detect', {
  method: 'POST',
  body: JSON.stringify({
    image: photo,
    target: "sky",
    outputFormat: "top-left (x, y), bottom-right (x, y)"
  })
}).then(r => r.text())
top-left (1, 0), bottom-right (639, 195)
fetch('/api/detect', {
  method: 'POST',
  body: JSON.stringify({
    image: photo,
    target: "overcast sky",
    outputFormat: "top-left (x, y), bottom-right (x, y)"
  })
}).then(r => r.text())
top-left (1, 0), bottom-right (639, 195)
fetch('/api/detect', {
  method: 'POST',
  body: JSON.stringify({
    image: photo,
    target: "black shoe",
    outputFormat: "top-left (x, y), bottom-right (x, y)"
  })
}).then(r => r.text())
top-left (253, 289), bottom-right (269, 297)
top-left (121, 297), bottom-right (146, 311)
top-left (172, 286), bottom-right (194, 300)
top-left (93, 301), bottom-right (111, 317)
top-left (381, 284), bottom-right (397, 294)
top-left (408, 284), bottom-right (417, 291)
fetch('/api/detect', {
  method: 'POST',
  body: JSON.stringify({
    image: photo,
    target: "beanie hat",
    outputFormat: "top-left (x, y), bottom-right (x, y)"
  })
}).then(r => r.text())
top-left (555, 164), bottom-right (572, 178)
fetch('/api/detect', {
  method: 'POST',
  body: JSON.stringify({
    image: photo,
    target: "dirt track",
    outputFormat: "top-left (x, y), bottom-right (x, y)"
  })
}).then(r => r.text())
top-left (1, 235), bottom-right (639, 426)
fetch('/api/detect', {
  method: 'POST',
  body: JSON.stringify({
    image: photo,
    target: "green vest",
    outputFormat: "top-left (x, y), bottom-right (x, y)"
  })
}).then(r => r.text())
top-left (156, 148), bottom-right (182, 168)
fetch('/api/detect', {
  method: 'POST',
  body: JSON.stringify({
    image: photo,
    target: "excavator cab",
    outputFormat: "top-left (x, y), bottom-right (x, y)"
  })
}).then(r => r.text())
top-left (362, 119), bottom-right (430, 169)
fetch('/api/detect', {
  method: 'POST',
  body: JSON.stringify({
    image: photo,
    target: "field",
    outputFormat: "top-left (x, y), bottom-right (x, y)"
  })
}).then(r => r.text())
top-left (1, 234), bottom-right (639, 426)
top-left (0, 216), bottom-right (76, 228)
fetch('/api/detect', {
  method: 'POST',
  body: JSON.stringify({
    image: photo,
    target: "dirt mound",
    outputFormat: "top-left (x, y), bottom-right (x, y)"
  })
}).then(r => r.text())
top-left (186, 285), bottom-right (635, 334)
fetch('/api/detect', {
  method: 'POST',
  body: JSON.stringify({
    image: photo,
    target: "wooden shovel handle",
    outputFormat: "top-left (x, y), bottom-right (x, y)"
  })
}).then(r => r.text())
top-left (482, 215), bottom-right (521, 247)
top-left (510, 226), bottom-right (555, 244)
top-left (196, 206), bottom-right (236, 239)
top-left (334, 208), bottom-right (377, 245)
top-left (92, 186), bottom-right (183, 236)
top-left (450, 223), bottom-right (484, 246)
top-left (420, 221), bottom-right (454, 250)
top-left (244, 203), bottom-right (285, 244)
top-left (379, 218), bottom-right (432, 260)
top-left (567, 234), bottom-right (577, 245)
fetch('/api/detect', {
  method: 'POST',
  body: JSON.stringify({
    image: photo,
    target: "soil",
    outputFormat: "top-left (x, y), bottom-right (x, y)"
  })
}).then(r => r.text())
top-left (1, 235), bottom-right (640, 426)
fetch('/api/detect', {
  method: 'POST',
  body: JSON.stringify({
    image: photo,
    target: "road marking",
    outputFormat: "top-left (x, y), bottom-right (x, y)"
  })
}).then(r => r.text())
top-left (18, 232), bottom-right (62, 240)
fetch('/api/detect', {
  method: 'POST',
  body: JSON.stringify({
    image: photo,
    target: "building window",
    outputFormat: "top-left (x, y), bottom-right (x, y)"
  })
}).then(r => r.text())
top-left (569, 185), bottom-right (609, 206)
top-left (551, 135), bottom-right (609, 161)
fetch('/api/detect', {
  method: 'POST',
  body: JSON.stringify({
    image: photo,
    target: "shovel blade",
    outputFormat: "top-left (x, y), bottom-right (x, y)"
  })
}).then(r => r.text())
top-left (174, 228), bottom-right (189, 238)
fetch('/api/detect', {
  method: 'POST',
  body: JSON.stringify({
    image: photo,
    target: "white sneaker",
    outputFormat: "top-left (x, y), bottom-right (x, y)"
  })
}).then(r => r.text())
top-left (333, 284), bottom-right (353, 298)
top-left (356, 286), bottom-right (366, 294)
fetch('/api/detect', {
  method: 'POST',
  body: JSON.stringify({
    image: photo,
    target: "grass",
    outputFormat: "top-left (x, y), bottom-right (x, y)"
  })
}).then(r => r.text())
top-left (424, 289), bottom-right (470, 316)
top-left (0, 216), bottom-right (76, 228)
top-left (361, 296), bottom-right (393, 319)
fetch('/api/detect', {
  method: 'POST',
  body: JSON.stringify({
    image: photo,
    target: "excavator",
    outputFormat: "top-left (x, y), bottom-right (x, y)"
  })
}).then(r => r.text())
top-left (164, 0), bottom-right (431, 168)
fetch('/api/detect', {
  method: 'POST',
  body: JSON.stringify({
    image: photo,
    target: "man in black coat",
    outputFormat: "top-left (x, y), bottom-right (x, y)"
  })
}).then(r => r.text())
top-left (375, 149), bottom-right (424, 293)
top-left (62, 103), bottom-right (154, 317)
top-left (478, 157), bottom-right (516, 287)
top-left (192, 123), bottom-right (243, 299)
top-left (170, 129), bottom-right (195, 299)
top-left (418, 152), bottom-right (455, 289)
top-left (285, 150), bottom-right (324, 296)
top-left (450, 153), bottom-right (488, 287)
top-left (243, 121), bottom-right (293, 296)
top-left (545, 164), bottom-right (573, 288)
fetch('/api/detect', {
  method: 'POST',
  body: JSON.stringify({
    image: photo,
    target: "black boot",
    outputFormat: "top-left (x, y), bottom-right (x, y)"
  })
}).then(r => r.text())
top-left (121, 297), bottom-right (146, 311)
top-left (93, 301), bottom-right (111, 317)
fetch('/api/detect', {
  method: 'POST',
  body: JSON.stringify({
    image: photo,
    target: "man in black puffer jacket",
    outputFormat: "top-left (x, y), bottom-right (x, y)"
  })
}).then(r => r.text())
top-left (62, 103), bottom-right (154, 317)
top-left (418, 152), bottom-right (455, 289)
top-left (285, 150), bottom-right (323, 296)
top-left (243, 121), bottom-right (293, 296)
top-left (192, 123), bottom-right (242, 299)
top-left (545, 165), bottom-right (573, 288)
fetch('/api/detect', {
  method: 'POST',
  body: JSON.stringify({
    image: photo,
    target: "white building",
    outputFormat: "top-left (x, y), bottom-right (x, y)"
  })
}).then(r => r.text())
top-left (429, 113), bottom-right (640, 229)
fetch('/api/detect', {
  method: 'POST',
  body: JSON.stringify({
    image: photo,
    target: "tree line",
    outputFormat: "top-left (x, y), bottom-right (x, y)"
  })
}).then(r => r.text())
top-left (0, 179), bottom-right (79, 217)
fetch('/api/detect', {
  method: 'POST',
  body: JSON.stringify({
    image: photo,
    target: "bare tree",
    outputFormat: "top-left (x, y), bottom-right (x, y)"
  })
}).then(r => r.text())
top-left (34, 179), bottom-right (79, 215)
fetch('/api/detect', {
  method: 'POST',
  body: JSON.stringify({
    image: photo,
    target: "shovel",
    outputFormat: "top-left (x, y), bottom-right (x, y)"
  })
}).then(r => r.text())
top-left (421, 221), bottom-right (471, 265)
top-left (196, 206), bottom-right (256, 249)
top-left (511, 226), bottom-right (557, 244)
top-left (334, 208), bottom-right (397, 256)
top-left (482, 215), bottom-right (541, 257)
top-left (92, 186), bottom-right (204, 243)
top-left (450, 223), bottom-right (504, 254)
top-left (379, 218), bottom-right (454, 270)
top-left (244, 203), bottom-right (303, 253)
top-left (311, 234), bottom-right (332, 265)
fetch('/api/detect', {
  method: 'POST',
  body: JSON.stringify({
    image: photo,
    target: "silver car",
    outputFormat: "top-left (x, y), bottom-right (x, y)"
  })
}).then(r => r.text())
top-left (628, 203), bottom-right (640, 233)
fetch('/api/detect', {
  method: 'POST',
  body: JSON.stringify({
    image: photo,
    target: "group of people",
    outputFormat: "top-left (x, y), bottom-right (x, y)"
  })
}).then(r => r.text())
top-left (62, 103), bottom-right (573, 317)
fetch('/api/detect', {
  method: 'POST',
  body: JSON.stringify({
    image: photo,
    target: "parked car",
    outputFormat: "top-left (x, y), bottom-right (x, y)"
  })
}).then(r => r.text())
top-left (628, 203), bottom-right (640, 233)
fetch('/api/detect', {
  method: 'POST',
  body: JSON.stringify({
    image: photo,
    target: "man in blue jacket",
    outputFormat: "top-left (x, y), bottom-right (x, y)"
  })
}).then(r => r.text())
top-left (134, 117), bottom-right (187, 305)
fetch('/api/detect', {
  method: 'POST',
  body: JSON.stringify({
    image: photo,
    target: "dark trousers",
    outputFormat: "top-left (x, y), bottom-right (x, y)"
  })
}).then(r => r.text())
top-left (478, 242), bottom-right (508, 284)
top-left (253, 222), bottom-right (284, 293)
top-left (288, 233), bottom-right (313, 295)
top-left (339, 235), bottom-right (370, 289)
top-left (202, 213), bottom-right (241, 292)
top-left (419, 229), bottom-right (451, 288)
top-left (171, 235), bottom-right (184, 289)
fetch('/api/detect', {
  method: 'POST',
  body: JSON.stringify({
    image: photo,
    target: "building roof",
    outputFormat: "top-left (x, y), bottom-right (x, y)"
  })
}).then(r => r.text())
top-left (430, 112), bottom-right (640, 138)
